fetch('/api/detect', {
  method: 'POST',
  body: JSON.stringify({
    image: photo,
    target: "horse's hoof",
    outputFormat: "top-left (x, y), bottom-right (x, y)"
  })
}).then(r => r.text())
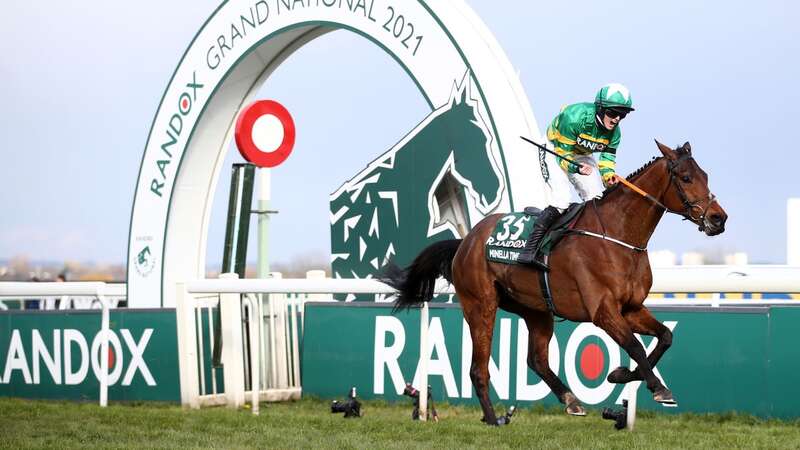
top-left (481, 416), bottom-right (499, 426)
top-left (563, 392), bottom-right (586, 416)
top-left (565, 403), bottom-right (587, 416)
top-left (607, 366), bottom-right (636, 384)
top-left (653, 388), bottom-right (678, 407)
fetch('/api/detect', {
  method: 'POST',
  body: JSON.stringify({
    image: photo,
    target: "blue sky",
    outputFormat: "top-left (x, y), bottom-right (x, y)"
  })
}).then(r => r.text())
top-left (1, 0), bottom-right (798, 266)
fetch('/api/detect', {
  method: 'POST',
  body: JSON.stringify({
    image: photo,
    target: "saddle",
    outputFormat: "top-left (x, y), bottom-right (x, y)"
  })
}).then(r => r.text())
top-left (532, 202), bottom-right (585, 256)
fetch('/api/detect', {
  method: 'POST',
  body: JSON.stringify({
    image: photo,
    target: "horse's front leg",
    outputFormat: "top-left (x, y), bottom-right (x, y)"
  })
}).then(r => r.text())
top-left (607, 307), bottom-right (673, 385)
top-left (592, 302), bottom-right (676, 406)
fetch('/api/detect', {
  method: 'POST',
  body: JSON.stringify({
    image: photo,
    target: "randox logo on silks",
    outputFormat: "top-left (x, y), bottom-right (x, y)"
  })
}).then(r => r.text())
top-left (329, 71), bottom-right (505, 298)
top-left (576, 135), bottom-right (607, 152)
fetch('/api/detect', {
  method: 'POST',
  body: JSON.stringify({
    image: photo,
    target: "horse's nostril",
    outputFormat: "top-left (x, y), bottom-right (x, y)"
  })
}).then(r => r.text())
top-left (710, 214), bottom-right (723, 226)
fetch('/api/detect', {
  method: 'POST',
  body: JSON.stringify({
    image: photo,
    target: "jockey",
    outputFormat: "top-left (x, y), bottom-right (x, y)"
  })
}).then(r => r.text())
top-left (518, 83), bottom-right (634, 270)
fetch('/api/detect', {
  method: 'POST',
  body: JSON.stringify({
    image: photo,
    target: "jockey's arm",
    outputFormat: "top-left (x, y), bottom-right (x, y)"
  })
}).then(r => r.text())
top-left (554, 144), bottom-right (581, 174)
top-left (598, 149), bottom-right (617, 186)
top-left (546, 117), bottom-right (582, 174)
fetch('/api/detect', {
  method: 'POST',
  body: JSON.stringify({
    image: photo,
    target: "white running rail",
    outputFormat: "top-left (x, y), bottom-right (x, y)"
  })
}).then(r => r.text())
top-left (175, 274), bottom-right (452, 414)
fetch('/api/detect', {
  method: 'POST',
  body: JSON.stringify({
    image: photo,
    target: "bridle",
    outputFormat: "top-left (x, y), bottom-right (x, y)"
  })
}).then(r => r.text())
top-left (613, 153), bottom-right (718, 232)
top-left (663, 153), bottom-right (719, 232)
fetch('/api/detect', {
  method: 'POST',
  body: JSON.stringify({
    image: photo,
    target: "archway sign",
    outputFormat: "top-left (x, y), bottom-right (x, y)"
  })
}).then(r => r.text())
top-left (128, 0), bottom-right (559, 308)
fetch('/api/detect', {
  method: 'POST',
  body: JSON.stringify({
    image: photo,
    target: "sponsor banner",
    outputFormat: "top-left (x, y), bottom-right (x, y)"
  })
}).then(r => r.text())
top-left (0, 310), bottom-right (179, 402)
top-left (302, 303), bottom-right (800, 418)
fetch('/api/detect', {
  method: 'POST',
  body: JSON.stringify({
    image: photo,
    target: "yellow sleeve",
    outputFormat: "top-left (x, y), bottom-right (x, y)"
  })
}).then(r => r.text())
top-left (547, 126), bottom-right (580, 173)
top-left (598, 150), bottom-right (617, 185)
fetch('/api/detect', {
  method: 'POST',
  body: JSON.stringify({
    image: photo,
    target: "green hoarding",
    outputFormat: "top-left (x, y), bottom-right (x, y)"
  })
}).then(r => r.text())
top-left (0, 309), bottom-right (180, 402)
top-left (302, 303), bottom-right (800, 418)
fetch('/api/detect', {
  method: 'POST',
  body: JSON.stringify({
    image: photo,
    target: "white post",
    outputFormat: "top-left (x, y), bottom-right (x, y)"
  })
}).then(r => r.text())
top-left (788, 198), bottom-right (800, 265)
top-left (289, 294), bottom-right (301, 388)
top-left (257, 168), bottom-right (271, 278)
top-left (305, 270), bottom-right (331, 302)
top-left (175, 282), bottom-right (200, 408)
top-left (98, 293), bottom-right (109, 408)
top-left (220, 273), bottom-right (246, 408)
top-left (625, 382), bottom-right (638, 430)
top-left (206, 306), bottom-right (219, 395)
top-left (268, 273), bottom-right (281, 388)
top-left (247, 297), bottom-right (260, 415)
top-left (418, 302), bottom-right (429, 422)
top-left (625, 359), bottom-right (640, 431)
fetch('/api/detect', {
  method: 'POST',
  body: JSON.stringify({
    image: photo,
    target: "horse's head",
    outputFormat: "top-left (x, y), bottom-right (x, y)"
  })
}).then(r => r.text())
top-left (443, 82), bottom-right (503, 213)
top-left (655, 140), bottom-right (727, 236)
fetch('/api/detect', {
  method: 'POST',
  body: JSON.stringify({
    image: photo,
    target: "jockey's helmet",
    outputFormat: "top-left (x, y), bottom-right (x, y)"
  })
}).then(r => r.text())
top-left (595, 83), bottom-right (635, 112)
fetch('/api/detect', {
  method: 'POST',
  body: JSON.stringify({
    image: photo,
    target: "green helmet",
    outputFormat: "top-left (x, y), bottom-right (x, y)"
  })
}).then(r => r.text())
top-left (595, 83), bottom-right (634, 111)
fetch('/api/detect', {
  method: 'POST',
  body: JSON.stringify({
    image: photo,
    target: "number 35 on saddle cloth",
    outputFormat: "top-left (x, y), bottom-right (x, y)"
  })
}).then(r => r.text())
top-left (485, 203), bottom-right (585, 265)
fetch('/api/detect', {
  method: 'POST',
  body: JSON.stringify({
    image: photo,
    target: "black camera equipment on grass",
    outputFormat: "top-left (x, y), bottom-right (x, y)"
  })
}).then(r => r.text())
top-left (330, 387), bottom-right (362, 418)
top-left (601, 399), bottom-right (628, 430)
top-left (402, 383), bottom-right (438, 422)
top-left (479, 404), bottom-right (517, 426)
top-left (496, 405), bottom-right (517, 425)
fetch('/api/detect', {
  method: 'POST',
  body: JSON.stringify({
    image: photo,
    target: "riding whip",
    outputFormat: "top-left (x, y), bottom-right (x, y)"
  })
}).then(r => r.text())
top-left (519, 135), bottom-right (585, 169)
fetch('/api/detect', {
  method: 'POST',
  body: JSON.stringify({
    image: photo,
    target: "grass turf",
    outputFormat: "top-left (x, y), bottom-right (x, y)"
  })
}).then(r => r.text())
top-left (1, 397), bottom-right (798, 449)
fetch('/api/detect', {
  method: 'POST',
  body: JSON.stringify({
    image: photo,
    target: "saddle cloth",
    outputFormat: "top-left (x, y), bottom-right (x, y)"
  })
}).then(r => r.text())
top-left (485, 203), bottom-right (585, 265)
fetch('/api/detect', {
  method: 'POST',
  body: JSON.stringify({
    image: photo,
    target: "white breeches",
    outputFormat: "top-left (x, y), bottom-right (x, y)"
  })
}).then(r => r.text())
top-left (548, 153), bottom-right (605, 210)
top-left (567, 155), bottom-right (605, 201)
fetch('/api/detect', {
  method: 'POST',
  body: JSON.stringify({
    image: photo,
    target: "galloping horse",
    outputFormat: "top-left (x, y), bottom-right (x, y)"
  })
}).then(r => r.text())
top-left (384, 141), bottom-right (727, 425)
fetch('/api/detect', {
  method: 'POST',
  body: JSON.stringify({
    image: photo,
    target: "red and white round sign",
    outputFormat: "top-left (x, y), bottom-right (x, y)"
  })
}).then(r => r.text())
top-left (235, 100), bottom-right (295, 168)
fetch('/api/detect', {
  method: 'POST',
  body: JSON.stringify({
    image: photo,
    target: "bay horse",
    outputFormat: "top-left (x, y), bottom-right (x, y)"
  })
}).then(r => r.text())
top-left (384, 141), bottom-right (727, 425)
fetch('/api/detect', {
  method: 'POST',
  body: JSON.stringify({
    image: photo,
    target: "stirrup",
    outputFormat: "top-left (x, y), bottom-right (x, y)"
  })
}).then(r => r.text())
top-left (529, 258), bottom-right (550, 272)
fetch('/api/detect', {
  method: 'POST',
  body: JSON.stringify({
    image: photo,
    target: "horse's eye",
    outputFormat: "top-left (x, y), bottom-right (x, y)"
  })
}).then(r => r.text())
top-left (681, 175), bottom-right (691, 183)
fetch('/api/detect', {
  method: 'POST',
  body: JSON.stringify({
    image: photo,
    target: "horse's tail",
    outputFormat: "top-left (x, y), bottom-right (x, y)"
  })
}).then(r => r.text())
top-left (381, 239), bottom-right (462, 313)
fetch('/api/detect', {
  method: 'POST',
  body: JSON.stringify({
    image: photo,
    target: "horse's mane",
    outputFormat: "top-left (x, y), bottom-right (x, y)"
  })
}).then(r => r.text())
top-left (601, 156), bottom-right (661, 196)
top-left (625, 156), bottom-right (662, 180)
top-left (600, 145), bottom-right (691, 197)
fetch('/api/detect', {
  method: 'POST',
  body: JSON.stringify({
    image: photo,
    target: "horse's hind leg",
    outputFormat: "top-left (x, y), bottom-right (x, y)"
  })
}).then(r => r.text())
top-left (607, 307), bottom-right (673, 384)
top-left (459, 290), bottom-right (500, 425)
top-left (524, 313), bottom-right (586, 416)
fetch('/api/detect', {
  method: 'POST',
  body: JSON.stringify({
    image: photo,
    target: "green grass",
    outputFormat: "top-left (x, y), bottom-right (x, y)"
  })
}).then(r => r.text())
top-left (1, 397), bottom-right (799, 449)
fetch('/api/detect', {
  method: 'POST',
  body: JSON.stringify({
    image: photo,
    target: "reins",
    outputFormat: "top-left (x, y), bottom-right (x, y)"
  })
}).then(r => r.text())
top-left (574, 155), bottom-right (718, 251)
top-left (613, 175), bottom-right (672, 213)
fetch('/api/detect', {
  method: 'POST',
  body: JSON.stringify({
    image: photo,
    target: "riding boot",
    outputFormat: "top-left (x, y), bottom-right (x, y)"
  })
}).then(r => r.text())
top-left (517, 206), bottom-right (561, 271)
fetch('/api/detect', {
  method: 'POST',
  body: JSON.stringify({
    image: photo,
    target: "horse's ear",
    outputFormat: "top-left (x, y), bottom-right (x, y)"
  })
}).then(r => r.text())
top-left (459, 86), bottom-right (467, 105)
top-left (682, 141), bottom-right (692, 153)
top-left (655, 139), bottom-right (677, 160)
